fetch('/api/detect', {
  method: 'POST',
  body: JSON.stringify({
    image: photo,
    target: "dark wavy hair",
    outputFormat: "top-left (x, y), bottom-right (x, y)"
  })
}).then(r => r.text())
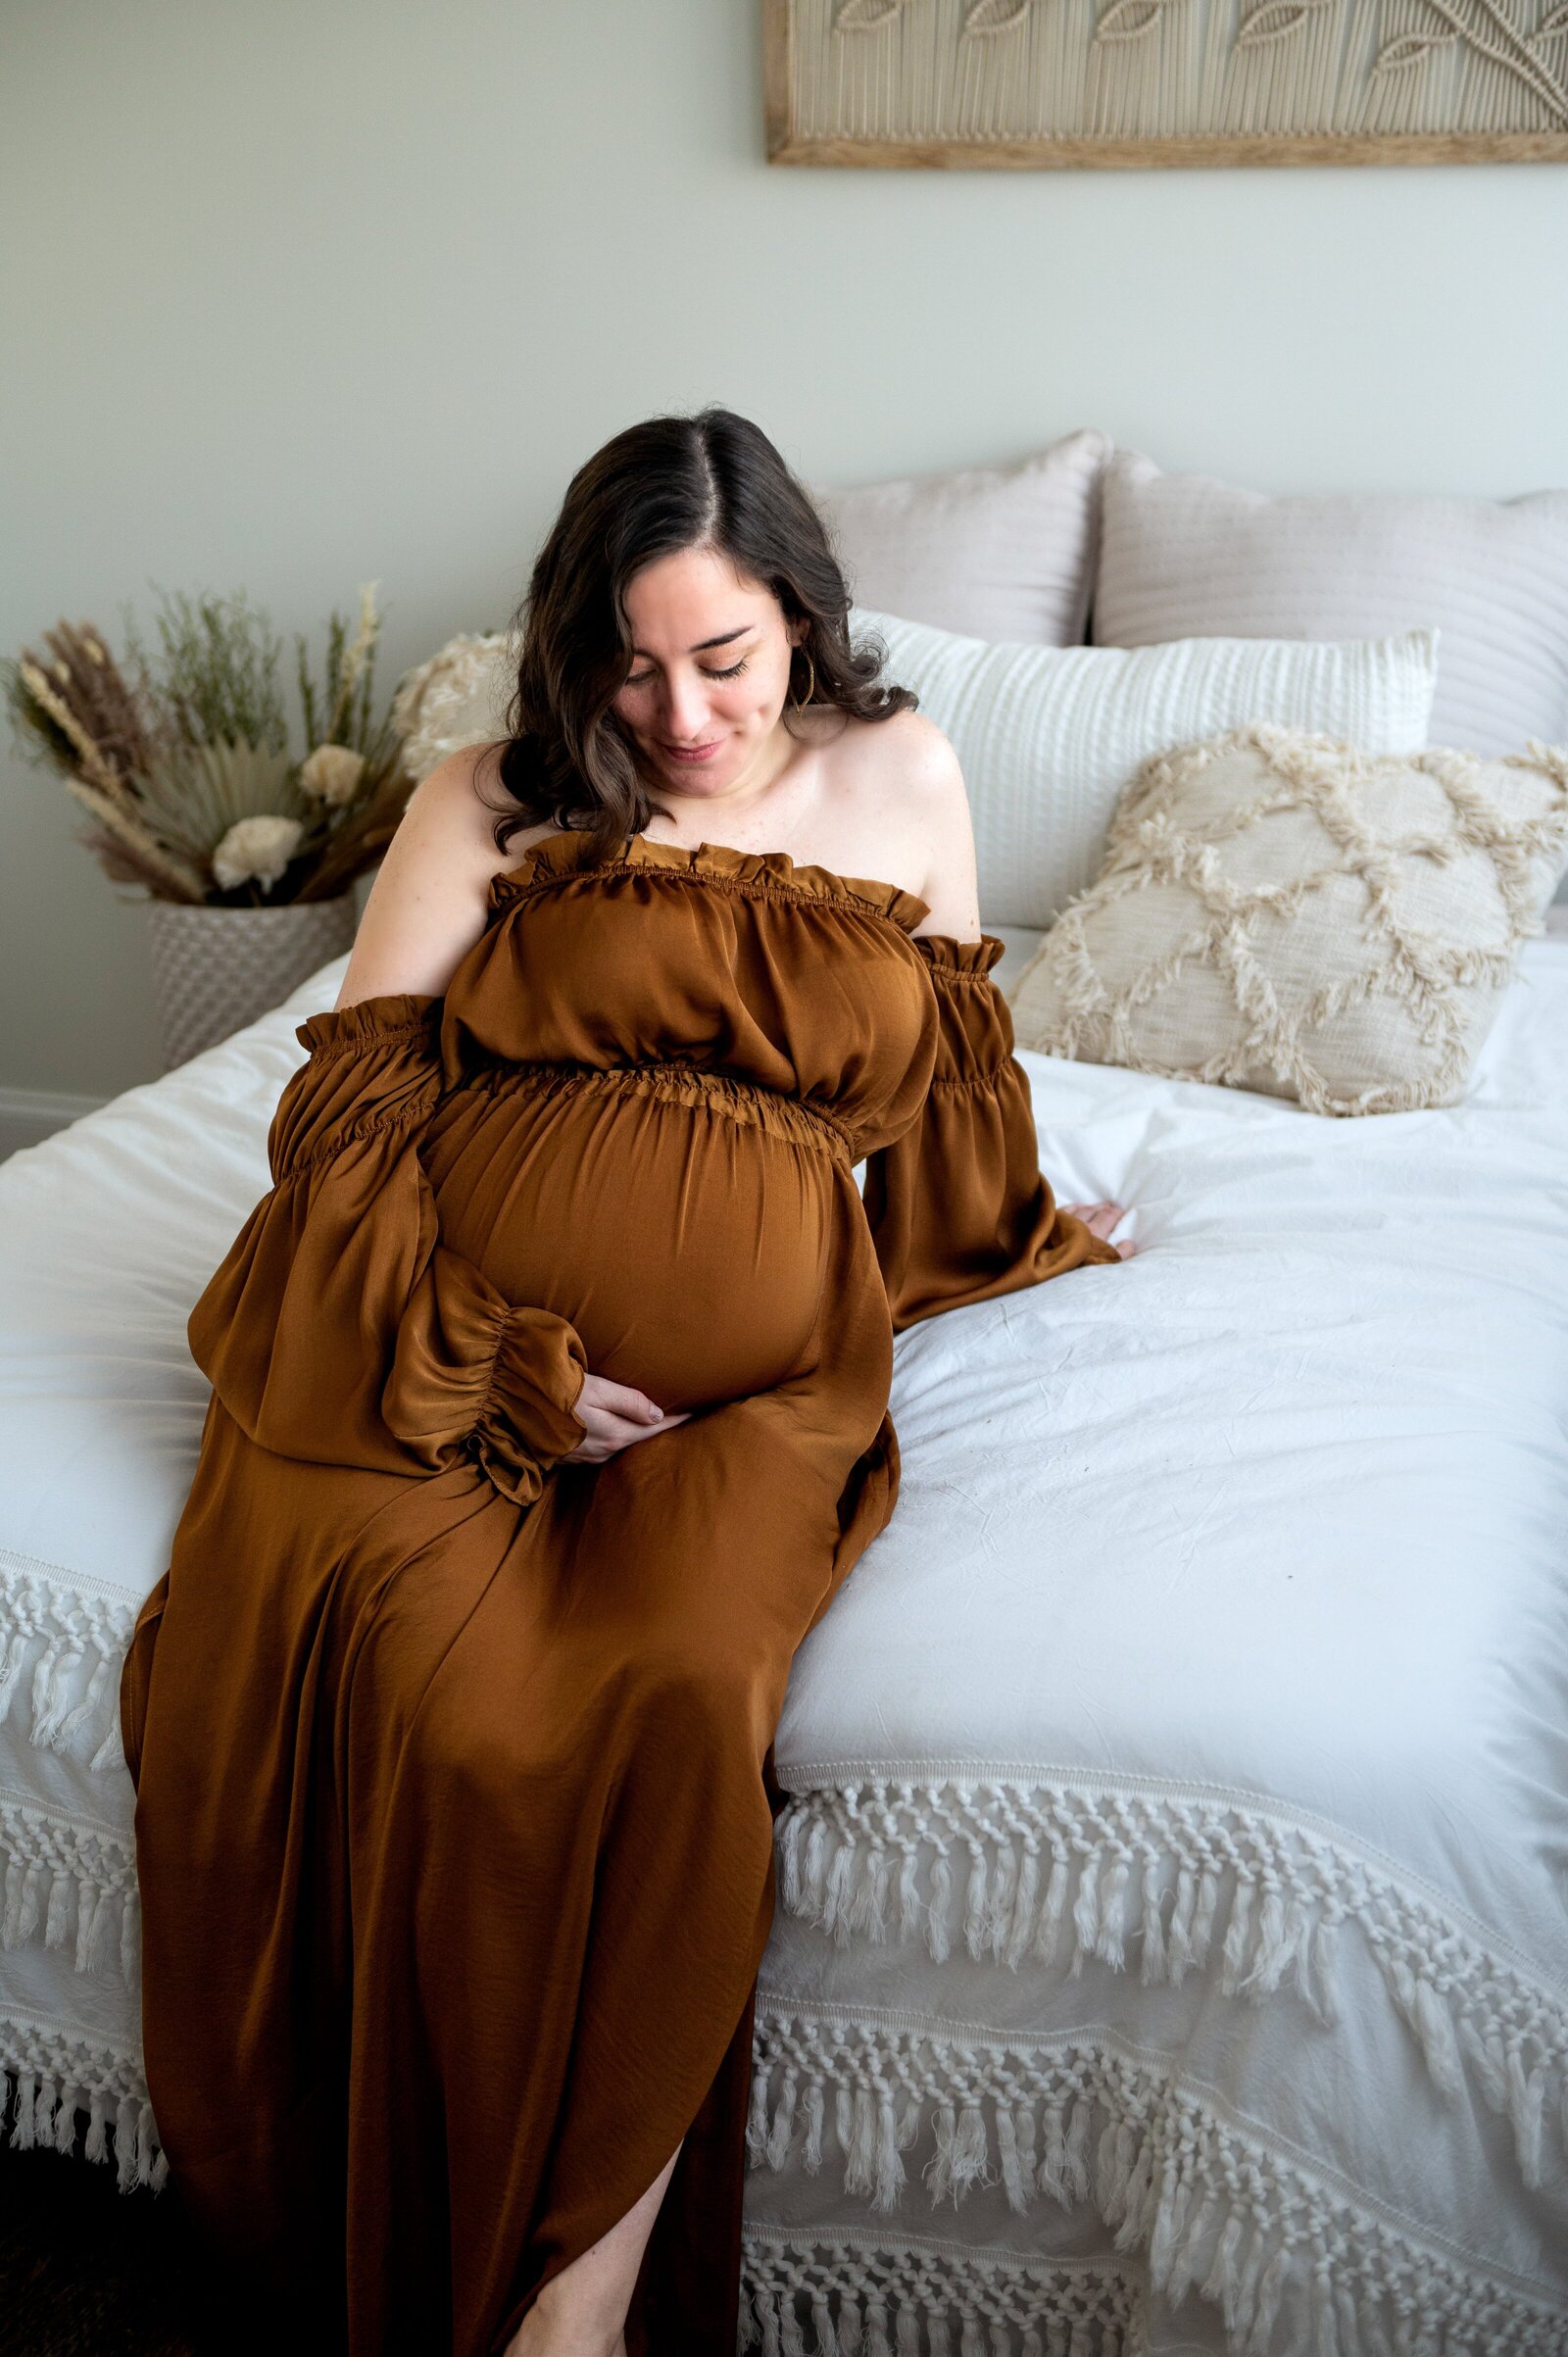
top-left (474, 406), bottom-right (917, 866)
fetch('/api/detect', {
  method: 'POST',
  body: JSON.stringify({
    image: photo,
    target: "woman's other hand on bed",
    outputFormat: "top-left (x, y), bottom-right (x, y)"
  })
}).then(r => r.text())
top-left (563, 1373), bottom-right (693, 1462)
top-left (1063, 1200), bottom-right (1137, 1258)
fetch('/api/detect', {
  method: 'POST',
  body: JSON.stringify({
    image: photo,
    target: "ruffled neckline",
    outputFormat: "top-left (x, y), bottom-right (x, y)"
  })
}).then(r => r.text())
top-left (488, 826), bottom-right (932, 936)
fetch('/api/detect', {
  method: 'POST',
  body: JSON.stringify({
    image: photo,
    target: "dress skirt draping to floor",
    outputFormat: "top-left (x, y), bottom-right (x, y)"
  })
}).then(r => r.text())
top-left (118, 827), bottom-right (1121, 2357)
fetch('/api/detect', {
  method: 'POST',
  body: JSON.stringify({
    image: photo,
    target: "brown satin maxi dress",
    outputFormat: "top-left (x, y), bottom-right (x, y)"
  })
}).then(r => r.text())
top-left (118, 827), bottom-right (1120, 2357)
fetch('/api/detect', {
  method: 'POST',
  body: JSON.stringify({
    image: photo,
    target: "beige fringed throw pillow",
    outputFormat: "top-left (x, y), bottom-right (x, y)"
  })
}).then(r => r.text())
top-left (1008, 721), bottom-right (1568, 1116)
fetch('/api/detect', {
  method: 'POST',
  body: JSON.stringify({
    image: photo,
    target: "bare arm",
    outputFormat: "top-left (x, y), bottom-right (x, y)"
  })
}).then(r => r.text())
top-left (333, 746), bottom-right (521, 1010)
top-left (894, 715), bottom-right (1133, 1260)
top-left (883, 714), bottom-right (984, 946)
top-left (333, 746), bottom-right (697, 1445)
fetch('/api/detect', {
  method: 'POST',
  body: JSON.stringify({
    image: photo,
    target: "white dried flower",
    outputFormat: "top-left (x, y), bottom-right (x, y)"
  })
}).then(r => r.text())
top-left (212, 813), bottom-right (303, 893)
top-left (300, 742), bottom-right (367, 806)
top-left (336, 583), bottom-right (380, 709)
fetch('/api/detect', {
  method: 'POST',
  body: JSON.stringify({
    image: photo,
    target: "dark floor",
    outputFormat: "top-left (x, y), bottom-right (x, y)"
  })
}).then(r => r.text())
top-left (0, 2121), bottom-right (249, 2357)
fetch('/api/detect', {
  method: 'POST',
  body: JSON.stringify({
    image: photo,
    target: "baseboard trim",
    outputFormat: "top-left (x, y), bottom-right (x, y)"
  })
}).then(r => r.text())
top-left (0, 1087), bottom-right (111, 1162)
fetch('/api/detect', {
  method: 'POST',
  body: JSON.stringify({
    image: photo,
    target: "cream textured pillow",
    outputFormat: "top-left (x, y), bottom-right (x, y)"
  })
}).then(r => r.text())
top-left (806, 429), bottom-right (1110, 647)
top-left (1093, 450), bottom-right (1568, 760)
top-left (391, 632), bottom-right (511, 784)
top-left (1008, 722), bottom-right (1568, 1116)
top-left (855, 606), bottom-right (1438, 930)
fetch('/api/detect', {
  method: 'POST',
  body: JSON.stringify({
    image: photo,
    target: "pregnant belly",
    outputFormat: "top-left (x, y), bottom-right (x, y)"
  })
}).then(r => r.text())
top-left (418, 1067), bottom-right (837, 1414)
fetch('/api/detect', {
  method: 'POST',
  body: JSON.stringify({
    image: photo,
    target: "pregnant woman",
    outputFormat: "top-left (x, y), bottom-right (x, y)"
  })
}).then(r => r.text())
top-left (119, 406), bottom-right (1132, 2357)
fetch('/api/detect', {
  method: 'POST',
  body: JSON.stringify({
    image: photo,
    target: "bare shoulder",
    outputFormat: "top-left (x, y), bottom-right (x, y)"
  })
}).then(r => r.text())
top-left (406, 742), bottom-right (571, 873)
top-left (829, 706), bottom-right (962, 797)
top-left (332, 741), bottom-right (545, 1007)
top-left (409, 741), bottom-right (513, 851)
top-left (821, 709), bottom-right (979, 938)
top-left (817, 709), bottom-right (967, 834)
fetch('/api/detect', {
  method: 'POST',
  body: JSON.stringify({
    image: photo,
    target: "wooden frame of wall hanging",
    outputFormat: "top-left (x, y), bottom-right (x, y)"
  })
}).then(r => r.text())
top-left (763, 0), bottom-right (1568, 166)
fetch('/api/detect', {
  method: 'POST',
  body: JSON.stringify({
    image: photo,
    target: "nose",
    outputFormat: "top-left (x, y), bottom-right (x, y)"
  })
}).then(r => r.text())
top-left (661, 668), bottom-right (715, 743)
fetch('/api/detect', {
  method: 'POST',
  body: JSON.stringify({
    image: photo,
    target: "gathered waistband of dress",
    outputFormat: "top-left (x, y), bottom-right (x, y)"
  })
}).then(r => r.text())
top-left (467, 1056), bottom-right (855, 1166)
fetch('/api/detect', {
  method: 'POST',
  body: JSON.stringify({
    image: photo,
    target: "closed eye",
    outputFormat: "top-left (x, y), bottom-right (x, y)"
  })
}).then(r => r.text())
top-left (624, 658), bottom-right (750, 688)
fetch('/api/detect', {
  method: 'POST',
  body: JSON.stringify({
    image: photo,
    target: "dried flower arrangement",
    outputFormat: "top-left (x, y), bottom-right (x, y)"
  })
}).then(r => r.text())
top-left (2, 583), bottom-right (414, 906)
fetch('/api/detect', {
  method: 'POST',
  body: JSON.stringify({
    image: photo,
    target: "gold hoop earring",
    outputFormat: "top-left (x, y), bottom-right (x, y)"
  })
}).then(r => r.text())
top-left (789, 647), bottom-right (816, 712)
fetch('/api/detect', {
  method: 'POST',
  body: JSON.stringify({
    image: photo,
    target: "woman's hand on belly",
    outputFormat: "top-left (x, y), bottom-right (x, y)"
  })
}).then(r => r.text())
top-left (563, 1372), bottom-right (693, 1463)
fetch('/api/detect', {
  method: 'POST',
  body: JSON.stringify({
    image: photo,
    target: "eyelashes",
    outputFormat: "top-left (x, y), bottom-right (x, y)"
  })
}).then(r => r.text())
top-left (623, 657), bottom-right (751, 689)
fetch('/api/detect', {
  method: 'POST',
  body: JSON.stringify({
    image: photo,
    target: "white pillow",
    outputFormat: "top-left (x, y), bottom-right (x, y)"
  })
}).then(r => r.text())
top-left (853, 604), bottom-right (1439, 931)
top-left (806, 428), bottom-right (1110, 648)
top-left (1093, 450), bottom-right (1568, 760)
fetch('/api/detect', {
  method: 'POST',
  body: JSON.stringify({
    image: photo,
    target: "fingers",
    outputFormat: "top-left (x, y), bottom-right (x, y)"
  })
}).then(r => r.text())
top-left (1062, 1201), bottom-right (1138, 1257)
top-left (562, 1371), bottom-right (693, 1463)
top-left (586, 1375), bottom-right (669, 1424)
top-left (1063, 1199), bottom-right (1123, 1230)
top-left (563, 1413), bottom-right (691, 1464)
top-left (612, 1407), bottom-right (693, 1449)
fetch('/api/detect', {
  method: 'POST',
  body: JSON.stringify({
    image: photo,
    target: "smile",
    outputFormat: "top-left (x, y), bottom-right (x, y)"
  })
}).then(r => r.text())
top-left (662, 739), bottom-right (723, 761)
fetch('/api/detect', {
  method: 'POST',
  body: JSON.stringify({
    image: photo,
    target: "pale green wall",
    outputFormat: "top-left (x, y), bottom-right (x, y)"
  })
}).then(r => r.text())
top-left (5, 0), bottom-right (1566, 1098)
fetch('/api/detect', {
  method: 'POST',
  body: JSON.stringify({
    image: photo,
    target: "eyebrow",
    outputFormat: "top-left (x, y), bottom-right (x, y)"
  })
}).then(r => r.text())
top-left (628, 624), bottom-right (756, 659)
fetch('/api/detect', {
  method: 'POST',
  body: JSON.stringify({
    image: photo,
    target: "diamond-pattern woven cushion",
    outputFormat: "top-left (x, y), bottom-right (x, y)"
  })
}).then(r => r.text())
top-left (1008, 722), bottom-right (1568, 1116)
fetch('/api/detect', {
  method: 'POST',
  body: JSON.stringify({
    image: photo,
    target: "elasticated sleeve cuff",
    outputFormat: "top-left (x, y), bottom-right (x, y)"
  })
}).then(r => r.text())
top-left (862, 934), bottom-right (1121, 1332)
top-left (381, 1246), bottom-right (588, 1503)
top-left (190, 994), bottom-right (589, 1495)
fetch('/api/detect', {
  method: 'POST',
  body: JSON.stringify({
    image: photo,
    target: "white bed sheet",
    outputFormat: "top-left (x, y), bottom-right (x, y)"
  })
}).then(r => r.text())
top-left (743, 939), bottom-right (1568, 2355)
top-left (0, 935), bottom-right (1564, 2354)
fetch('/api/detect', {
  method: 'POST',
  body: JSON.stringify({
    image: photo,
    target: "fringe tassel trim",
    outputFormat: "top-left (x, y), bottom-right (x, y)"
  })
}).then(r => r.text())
top-left (0, 2024), bottom-right (166, 2195)
top-left (775, 1776), bottom-right (1568, 2189)
top-left (0, 1788), bottom-right (140, 1987)
top-left (738, 2227), bottom-right (1138, 2357)
top-left (0, 1551), bottom-right (135, 1778)
top-left (744, 2008), bottom-right (1568, 2357)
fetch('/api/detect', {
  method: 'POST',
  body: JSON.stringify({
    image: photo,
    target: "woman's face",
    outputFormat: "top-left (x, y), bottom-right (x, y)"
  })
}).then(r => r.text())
top-left (611, 543), bottom-right (804, 802)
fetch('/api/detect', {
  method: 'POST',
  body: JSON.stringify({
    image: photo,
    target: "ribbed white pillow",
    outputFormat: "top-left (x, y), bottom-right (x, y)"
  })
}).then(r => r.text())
top-left (1093, 451), bottom-right (1568, 759)
top-left (854, 605), bottom-right (1439, 931)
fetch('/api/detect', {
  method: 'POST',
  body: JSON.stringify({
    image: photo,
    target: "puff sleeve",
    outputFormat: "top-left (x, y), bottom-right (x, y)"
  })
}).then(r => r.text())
top-left (862, 934), bottom-right (1122, 1333)
top-left (185, 992), bottom-right (587, 1502)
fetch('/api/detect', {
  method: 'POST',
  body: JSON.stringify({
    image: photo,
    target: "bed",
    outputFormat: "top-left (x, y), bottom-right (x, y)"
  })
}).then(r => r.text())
top-left (1, 916), bottom-right (1566, 2355)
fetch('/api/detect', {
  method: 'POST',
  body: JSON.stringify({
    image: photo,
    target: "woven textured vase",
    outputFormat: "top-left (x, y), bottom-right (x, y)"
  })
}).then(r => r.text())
top-left (145, 895), bottom-right (358, 1072)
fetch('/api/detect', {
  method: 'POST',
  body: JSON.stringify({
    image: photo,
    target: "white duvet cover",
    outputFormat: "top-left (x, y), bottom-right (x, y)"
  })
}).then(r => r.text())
top-left (1, 936), bottom-right (1565, 2356)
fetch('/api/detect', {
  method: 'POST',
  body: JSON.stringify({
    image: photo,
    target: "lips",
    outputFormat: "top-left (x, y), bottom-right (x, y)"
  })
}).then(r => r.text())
top-left (662, 739), bottom-right (723, 761)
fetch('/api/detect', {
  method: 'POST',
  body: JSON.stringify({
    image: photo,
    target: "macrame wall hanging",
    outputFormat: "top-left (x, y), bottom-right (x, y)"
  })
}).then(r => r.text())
top-left (763, 0), bottom-right (1568, 164)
